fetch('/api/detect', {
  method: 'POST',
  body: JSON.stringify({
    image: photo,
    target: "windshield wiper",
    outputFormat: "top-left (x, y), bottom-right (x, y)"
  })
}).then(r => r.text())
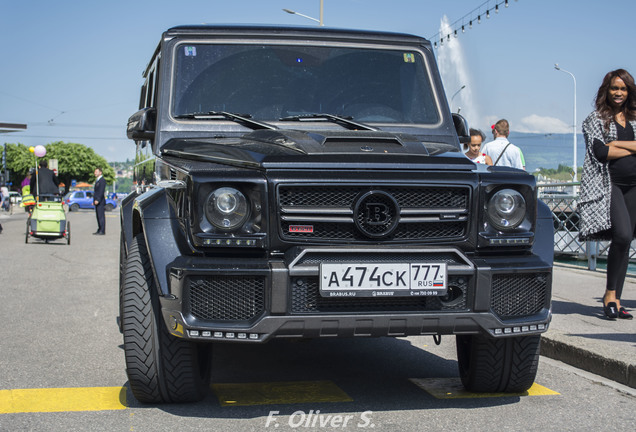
top-left (279, 113), bottom-right (378, 131)
top-left (175, 111), bottom-right (277, 130)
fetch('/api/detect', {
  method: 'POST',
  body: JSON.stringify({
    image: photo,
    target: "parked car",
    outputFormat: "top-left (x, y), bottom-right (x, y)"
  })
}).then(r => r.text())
top-left (63, 190), bottom-right (118, 212)
top-left (9, 191), bottom-right (22, 204)
top-left (119, 25), bottom-right (553, 404)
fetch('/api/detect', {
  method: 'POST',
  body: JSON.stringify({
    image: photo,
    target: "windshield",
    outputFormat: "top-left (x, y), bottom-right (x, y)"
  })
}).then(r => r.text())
top-left (173, 43), bottom-right (440, 125)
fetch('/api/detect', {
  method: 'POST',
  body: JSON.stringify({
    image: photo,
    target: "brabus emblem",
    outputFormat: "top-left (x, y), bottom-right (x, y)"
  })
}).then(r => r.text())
top-left (365, 203), bottom-right (389, 225)
top-left (360, 146), bottom-right (374, 152)
top-left (353, 191), bottom-right (400, 238)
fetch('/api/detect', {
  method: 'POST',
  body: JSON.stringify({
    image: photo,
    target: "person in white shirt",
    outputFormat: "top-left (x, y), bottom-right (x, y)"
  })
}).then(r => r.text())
top-left (464, 128), bottom-right (493, 165)
top-left (0, 185), bottom-right (9, 211)
top-left (481, 119), bottom-right (524, 170)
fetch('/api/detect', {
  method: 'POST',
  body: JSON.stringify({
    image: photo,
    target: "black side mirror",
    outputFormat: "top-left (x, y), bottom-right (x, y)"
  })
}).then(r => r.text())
top-left (127, 107), bottom-right (157, 141)
top-left (452, 113), bottom-right (470, 144)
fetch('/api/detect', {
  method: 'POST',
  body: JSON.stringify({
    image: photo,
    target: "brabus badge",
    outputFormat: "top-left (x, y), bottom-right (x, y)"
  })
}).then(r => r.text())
top-left (289, 225), bottom-right (314, 233)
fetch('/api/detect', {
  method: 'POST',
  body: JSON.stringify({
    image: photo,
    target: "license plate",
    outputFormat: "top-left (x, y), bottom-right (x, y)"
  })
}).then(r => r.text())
top-left (319, 263), bottom-right (447, 297)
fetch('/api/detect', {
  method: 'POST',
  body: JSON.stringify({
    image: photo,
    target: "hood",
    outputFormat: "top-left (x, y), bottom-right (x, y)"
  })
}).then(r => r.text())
top-left (161, 129), bottom-right (474, 170)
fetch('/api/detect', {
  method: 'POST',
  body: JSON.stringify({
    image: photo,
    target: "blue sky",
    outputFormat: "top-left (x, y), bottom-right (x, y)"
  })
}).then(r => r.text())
top-left (1, 0), bottom-right (635, 163)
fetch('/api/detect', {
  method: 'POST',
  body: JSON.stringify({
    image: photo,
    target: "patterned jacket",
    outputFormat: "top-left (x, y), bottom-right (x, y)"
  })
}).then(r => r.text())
top-left (578, 111), bottom-right (636, 240)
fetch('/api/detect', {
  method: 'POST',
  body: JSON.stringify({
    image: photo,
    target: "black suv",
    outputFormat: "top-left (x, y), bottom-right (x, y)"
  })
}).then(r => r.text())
top-left (120, 25), bottom-right (553, 403)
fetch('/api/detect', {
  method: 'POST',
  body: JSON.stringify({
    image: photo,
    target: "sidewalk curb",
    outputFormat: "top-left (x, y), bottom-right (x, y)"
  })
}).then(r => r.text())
top-left (541, 335), bottom-right (636, 389)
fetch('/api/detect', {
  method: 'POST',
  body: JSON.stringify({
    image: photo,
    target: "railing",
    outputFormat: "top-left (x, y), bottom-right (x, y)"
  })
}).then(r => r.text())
top-left (537, 181), bottom-right (636, 271)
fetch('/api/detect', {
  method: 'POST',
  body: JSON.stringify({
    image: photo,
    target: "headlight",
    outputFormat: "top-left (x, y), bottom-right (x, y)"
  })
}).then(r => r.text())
top-left (205, 187), bottom-right (249, 230)
top-left (487, 188), bottom-right (526, 230)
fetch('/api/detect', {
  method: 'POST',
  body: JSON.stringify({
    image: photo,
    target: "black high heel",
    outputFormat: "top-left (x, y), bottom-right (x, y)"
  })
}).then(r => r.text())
top-left (618, 307), bottom-right (633, 320)
top-left (603, 302), bottom-right (618, 320)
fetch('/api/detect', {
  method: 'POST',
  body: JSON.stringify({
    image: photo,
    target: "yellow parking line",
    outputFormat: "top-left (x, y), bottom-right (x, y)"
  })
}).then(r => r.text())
top-left (410, 378), bottom-right (560, 399)
top-left (0, 387), bottom-right (127, 414)
top-left (212, 380), bottom-right (353, 407)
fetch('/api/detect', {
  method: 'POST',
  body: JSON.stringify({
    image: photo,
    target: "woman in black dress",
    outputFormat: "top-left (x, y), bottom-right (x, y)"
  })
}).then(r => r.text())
top-left (579, 69), bottom-right (636, 320)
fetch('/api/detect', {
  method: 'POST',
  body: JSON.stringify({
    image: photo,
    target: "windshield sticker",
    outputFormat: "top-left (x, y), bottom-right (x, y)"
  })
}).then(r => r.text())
top-left (403, 53), bottom-right (415, 63)
top-left (184, 46), bottom-right (197, 57)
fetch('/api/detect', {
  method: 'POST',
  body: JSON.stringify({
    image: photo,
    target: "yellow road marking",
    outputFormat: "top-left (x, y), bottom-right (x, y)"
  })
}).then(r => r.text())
top-left (410, 377), bottom-right (560, 399)
top-left (0, 387), bottom-right (127, 414)
top-left (212, 380), bottom-right (353, 407)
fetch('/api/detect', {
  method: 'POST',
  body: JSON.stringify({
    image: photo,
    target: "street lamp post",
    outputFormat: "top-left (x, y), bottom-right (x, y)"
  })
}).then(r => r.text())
top-left (554, 64), bottom-right (577, 182)
top-left (283, 0), bottom-right (324, 26)
top-left (450, 85), bottom-right (466, 113)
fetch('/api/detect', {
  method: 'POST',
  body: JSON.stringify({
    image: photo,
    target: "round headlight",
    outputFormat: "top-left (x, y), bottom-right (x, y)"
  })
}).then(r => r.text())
top-left (205, 187), bottom-right (249, 230)
top-left (487, 188), bottom-right (526, 230)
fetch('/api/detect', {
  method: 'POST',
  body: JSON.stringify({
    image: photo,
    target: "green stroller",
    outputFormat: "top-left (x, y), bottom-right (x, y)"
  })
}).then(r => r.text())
top-left (25, 194), bottom-right (70, 245)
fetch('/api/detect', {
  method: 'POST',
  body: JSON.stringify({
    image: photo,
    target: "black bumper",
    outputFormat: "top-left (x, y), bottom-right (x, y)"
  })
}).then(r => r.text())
top-left (159, 247), bottom-right (552, 342)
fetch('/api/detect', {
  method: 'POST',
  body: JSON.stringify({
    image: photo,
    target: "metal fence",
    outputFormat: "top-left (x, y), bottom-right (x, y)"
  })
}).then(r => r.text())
top-left (537, 181), bottom-right (636, 271)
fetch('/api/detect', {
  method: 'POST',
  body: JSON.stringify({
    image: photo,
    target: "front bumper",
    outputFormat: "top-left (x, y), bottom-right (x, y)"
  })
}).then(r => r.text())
top-left (159, 247), bottom-right (552, 342)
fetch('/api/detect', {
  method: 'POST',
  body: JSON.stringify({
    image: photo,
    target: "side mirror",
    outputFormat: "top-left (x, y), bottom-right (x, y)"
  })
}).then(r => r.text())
top-left (452, 113), bottom-right (470, 144)
top-left (127, 107), bottom-right (157, 141)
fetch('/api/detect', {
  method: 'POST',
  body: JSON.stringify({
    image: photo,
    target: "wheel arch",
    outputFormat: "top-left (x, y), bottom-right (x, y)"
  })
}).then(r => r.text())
top-left (120, 187), bottom-right (188, 297)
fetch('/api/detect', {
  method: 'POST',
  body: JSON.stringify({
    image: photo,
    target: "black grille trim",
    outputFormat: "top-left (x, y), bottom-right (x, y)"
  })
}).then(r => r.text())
top-left (185, 275), bottom-right (266, 322)
top-left (490, 273), bottom-right (549, 319)
top-left (291, 276), bottom-right (468, 314)
top-left (278, 185), bottom-right (470, 242)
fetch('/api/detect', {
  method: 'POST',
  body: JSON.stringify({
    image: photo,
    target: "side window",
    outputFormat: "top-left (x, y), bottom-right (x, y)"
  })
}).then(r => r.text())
top-left (86, 191), bottom-right (93, 199)
top-left (76, 192), bottom-right (84, 199)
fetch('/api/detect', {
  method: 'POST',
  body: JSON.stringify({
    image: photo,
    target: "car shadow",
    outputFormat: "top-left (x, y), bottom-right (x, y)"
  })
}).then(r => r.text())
top-left (123, 336), bottom-right (526, 417)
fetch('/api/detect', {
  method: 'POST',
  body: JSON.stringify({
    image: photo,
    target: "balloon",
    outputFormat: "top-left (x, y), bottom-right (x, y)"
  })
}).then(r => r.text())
top-left (29, 146), bottom-right (35, 153)
top-left (34, 145), bottom-right (46, 158)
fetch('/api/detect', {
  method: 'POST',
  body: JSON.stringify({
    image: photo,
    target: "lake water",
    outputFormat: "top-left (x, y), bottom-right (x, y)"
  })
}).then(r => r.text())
top-left (507, 132), bottom-right (585, 173)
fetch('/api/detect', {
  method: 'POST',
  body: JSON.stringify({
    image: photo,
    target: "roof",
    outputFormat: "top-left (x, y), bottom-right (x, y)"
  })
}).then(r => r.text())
top-left (164, 25), bottom-right (428, 46)
top-left (0, 122), bottom-right (27, 134)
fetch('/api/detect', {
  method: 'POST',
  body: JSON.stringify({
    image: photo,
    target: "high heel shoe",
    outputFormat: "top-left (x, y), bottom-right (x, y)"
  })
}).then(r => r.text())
top-left (603, 302), bottom-right (618, 319)
top-left (618, 307), bottom-right (633, 320)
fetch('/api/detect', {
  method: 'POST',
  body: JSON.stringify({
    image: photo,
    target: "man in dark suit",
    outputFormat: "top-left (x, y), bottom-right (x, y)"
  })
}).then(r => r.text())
top-left (93, 167), bottom-right (106, 235)
top-left (30, 160), bottom-right (60, 197)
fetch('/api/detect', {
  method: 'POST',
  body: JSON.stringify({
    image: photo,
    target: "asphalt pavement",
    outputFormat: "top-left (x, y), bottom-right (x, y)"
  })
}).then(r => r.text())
top-left (1, 207), bottom-right (634, 391)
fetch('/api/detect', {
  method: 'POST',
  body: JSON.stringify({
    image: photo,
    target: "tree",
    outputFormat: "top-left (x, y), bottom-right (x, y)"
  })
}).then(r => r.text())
top-left (4, 141), bottom-right (116, 194)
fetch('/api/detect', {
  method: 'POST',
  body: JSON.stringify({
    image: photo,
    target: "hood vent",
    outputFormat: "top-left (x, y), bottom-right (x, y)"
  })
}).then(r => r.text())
top-left (322, 136), bottom-right (403, 147)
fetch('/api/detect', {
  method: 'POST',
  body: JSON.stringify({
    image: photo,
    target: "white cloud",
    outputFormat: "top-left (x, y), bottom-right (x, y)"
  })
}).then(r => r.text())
top-left (515, 115), bottom-right (571, 134)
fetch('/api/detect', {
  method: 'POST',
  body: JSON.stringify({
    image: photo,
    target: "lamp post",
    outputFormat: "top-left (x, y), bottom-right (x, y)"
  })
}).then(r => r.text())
top-left (283, 0), bottom-right (324, 26)
top-left (554, 63), bottom-right (577, 182)
top-left (450, 85), bottom-right (466, 113)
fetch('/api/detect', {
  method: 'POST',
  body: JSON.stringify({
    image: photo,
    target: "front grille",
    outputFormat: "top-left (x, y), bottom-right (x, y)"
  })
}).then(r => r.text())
top-left (490, 273), bottom-right (549, 319)
top-left (278, 185), bottom-right (470, 242)
top-left (186, 276), bottom-right (265, 321)
top-left (291, 276), bottom-right (468, 313)
top-left (279, 186), bottom-right (468, 208)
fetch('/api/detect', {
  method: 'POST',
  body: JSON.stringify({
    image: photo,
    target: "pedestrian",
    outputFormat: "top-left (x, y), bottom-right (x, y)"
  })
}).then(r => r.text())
top-left (30, 160), bottom-right (60, 198)
top-left (93, 167), bottom-right (106, 235)
top-left (481, 119), bottom-right (524, 169)
top-left (21, 171), bottom-right (32, 190)
top-left (0, 184), bottom-right (9, 211)
top-left (578, 68), bottom-right (636, 320)
top-left (464, 128), bottom-right (493, 165)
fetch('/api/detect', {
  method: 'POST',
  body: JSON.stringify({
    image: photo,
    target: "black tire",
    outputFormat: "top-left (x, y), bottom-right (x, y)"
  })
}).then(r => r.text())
top-left (70, 203), bottom-right (79, 212)
top-left (118, 231), bottom-right (126, 334)
top-left (456, 334), bottom-right (540, 393)
top-left (25, 219), bottom-right (29, 244)
top-left (121, 234), bottom-right (211, 403)
top-left (105, 203), bottom-right (114, 212)
top-left (66, 221), bottom-right (71, 245)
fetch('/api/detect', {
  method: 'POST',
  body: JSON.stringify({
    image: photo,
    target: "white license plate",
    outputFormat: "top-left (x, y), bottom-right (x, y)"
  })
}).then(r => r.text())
top-left (320, 263), bottom-right (447, 297)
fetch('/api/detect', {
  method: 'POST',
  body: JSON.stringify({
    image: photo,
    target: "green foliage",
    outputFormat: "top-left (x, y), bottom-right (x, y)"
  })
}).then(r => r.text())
top-left (534, 164), bottom-right (580, 181)
top-left (4, 141), bottom-right (116, 192)
top-left (114, 176), bottom-right (133, 193)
